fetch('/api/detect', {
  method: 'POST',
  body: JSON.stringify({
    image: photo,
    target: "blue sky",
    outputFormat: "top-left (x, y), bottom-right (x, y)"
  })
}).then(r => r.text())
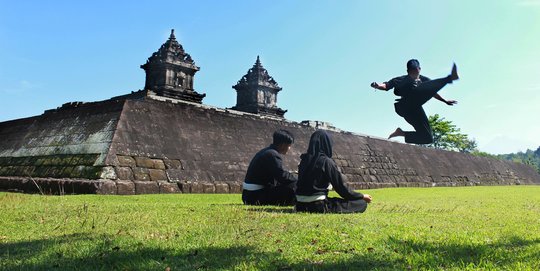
top-left (1, 0), bottom-right (539, 154)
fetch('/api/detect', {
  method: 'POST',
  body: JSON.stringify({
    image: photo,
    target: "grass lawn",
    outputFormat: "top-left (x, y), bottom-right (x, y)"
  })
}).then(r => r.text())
top-left (1, 186), bottom-right (539, 271)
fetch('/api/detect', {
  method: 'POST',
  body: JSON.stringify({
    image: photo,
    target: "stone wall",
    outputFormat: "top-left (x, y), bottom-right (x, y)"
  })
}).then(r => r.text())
top-left (106, 97), bottom-right (311, 194)
top-left (1, 96), bottom-right (539, 194)
top-left (0, 99), bottom-right (124, 181)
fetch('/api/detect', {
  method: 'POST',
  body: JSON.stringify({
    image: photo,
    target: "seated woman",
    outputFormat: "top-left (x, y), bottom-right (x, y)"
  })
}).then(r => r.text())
top-left (295, 130), bottom-right (372, 213)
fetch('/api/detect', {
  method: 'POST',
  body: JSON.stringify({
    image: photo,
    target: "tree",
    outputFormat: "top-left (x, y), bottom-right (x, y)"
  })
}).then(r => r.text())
top-left (427, 114), bottom-right (477, 152)
top-left (497, 147), bottom-right (540, 174)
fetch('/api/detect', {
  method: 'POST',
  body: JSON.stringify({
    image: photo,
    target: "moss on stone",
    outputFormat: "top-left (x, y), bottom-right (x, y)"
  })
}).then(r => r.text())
top-left (0, 157), bottom-right (12, 166)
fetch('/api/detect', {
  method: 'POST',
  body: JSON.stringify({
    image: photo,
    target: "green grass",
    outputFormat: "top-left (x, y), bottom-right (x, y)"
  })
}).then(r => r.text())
top-left (1, 186), bottom-right (539, 271)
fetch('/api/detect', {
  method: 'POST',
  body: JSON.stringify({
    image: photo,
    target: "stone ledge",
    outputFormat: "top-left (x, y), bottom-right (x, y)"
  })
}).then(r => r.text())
top-left (116, 181), bottom-right (135, 195)
top-left (159, 182), bottom-right (181, 193)
top-left (134, 181), bottom-right (159, 194)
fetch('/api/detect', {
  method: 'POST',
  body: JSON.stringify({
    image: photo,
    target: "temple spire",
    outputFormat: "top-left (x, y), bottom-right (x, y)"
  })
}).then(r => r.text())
top-left (140, 29), bottom-right (206, 103)
top-left (231, 56), bottom-right (287, 118)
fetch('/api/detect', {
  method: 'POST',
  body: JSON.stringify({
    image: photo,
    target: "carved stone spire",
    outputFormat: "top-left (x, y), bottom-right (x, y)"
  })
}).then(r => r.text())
top-left (141, 29), bottom-right (205, 103)
top-left (231, 56), bottom-right (287, 118)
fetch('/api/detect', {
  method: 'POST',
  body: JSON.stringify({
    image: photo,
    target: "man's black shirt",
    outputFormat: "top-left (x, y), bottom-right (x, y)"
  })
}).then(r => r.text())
top-left (385, 75), bottom-right (431, 97)
top-left (244, 145), bottom-right (297, 187)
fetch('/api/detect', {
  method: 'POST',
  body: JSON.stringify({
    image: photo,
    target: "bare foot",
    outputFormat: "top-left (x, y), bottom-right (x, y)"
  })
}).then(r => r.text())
top-left (450, 63), bottom-right (459, 81)
top-left (388, 128), bottom-right (405, 139)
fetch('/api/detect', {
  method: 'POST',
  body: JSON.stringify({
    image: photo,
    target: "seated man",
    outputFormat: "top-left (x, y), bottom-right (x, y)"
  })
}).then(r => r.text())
top-left (242, 129), bottom-right (298, 206)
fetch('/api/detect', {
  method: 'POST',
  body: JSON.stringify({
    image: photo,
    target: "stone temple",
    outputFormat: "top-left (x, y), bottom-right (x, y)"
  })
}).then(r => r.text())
top-left (1, 30), bottom-right (539, 194)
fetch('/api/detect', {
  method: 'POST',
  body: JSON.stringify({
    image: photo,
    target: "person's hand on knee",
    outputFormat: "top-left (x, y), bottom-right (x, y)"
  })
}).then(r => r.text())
top-left (363, 194), bottom-right (372, 203)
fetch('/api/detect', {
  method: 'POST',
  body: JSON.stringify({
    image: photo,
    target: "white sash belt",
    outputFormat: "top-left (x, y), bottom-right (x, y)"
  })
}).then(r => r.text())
top-left (242, 182), bottom-right (265, 191)
top-left (296, 194), bottom-right (327, 203)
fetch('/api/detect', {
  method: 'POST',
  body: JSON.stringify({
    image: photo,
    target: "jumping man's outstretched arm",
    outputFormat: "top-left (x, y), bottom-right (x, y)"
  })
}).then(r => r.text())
top-left (434, 94), bottom-right (457, 105)
top-left (370, 82), bottom-right (389, 91)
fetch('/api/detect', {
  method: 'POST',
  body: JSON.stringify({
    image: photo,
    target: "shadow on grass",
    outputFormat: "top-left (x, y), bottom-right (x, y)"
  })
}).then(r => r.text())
top-left (0, 233), bottom-right (396, 271)
top-left (1, 233), bottom-right (538, 270)
top-left (386, 235), bottom-right (540, 269)
top-left (0, 233), bottom-right (278, 270)
top-left (246, 205), bottom-right (296, 214)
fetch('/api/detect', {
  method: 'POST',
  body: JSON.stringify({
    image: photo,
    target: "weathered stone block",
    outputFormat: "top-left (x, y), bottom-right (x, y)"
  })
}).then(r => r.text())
top-left (56, 180), bottom-right (75, 194)
top-left (203, 183), bottom-right (215, 193)
top-left (149, 169), bottom-right (167, 181)
top-left (135, 157), bottom-right (154, 168)
top-left (37, 179), bottom-right (57, 194)
top-left (117, 155), bottom-right (136, 167)
top-left (348, 174), bottom-right (364, 182)
top-left (134, 181), bottom-right (159, 194)
top-left (228, 182), bottom-right (242, 193)
top-left (132, 168), bottom-right (150, 181)
top-left (203, 171), bottom-right (216, 182)
top-left (100, 166), bottom-right (117, 180)
top-left (97, 180), bottom-right (117, 195)
top-left (159, 182), bottom-right (181, 193)
top-left (0, 157), bottom-right (11, 166)
top-left (71, 180), bottom-right (100, 194)
top-left (116, 181), bottom-right (135, 195)
top-left (0, 177), bottom-right (18, 191)
top-left (72, 165), bottom-right (102, 179)
top-left (152, 159), bottom-right (166, 170)
top-left (178, 182), bottom-right (191, 193)
top-left (165, 169), bottom-right (182, 181)
top-left (226, 164), bottom-right (241, 171)
top-left (163, 159), bottom-right (182, 170)
top-left (115, 166), bottom-right (134, 180)
top-left (47, 167), bottom-right (63, 178)
top-left (190, 182), bottom-right (204, 193)
top-left (80, 154), bottom-right (105, 166)
top-left (378, 175), bottom-right (390, 183)
top-left (215, 182), bottom-right (229, 193)
top-left (59, 156), bottom-right (74, 166)
top-left (58, 166), bottom-right (73, 177)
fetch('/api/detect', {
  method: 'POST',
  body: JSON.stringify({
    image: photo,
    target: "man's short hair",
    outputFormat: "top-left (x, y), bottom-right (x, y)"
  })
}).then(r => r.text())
top-left (273, 129), bottom-right (294, 145)
top-left (407, 59), bottom-right (420, 70)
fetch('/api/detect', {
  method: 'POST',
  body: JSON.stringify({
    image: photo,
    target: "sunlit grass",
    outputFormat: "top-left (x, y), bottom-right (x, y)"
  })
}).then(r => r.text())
top-left (1, 186), bottom-right (539, 270)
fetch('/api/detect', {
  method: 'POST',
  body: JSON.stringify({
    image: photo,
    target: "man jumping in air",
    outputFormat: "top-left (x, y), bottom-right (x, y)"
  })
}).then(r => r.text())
top-left (370, 59), bottom-right (459, 144)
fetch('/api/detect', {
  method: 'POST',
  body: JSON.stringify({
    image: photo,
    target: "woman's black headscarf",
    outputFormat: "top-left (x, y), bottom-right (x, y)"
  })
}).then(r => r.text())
top-left (298, 130), bottom-right (333, 180)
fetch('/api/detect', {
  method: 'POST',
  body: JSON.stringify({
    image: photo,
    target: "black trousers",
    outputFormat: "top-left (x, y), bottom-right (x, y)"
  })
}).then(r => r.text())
top-left (295, 197), bottom-right (368, 214)
top-left (242, 183), bottom-right (296, 206)
top-left (395, 76), bottom-right (452, 144)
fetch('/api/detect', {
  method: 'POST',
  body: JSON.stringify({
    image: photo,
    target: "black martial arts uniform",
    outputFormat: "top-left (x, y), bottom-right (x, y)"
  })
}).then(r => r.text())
top-left (242, 145), bottom-right (297, 206)
top-left (295, 130), bottom-right (368, 213)
top-left (385, 74), bottom-right (453, 144)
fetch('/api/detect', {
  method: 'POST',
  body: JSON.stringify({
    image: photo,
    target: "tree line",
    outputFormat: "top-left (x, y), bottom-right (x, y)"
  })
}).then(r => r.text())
top-left (427, 114), bottom-right (540, 174)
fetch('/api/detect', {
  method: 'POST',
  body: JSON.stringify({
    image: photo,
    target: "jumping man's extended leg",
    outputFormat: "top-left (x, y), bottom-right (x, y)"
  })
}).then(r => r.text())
top-left (412, 63), bottom-right (459, 106)
top-left (402, 106), bottom-right (433, 144)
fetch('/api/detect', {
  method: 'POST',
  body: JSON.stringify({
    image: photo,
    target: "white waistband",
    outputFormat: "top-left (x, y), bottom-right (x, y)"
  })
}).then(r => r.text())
top-left (296, 194), bottom-right (327, 203)
top-left (242, 182), bottom-right (265, 191)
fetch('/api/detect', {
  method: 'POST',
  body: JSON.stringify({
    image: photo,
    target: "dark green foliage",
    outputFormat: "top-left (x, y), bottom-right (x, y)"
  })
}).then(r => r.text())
top-left (497, 146), bottom-right (540, 174)
top-left (0, 154), bottom-right (101, 179)
top-left (427, 114), bottom-right (477, 153)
